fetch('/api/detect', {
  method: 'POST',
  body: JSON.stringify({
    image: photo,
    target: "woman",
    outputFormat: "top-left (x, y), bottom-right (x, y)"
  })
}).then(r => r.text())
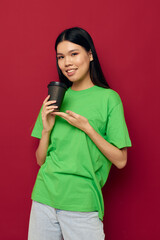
top-left (28, 27), bottom-right (132, 240)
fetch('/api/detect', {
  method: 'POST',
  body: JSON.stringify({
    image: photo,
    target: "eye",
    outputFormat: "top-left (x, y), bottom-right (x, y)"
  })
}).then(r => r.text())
top-left (57, 56), bottom-right (64, 60)
top-left (71, 52), bottom-right (78, 56)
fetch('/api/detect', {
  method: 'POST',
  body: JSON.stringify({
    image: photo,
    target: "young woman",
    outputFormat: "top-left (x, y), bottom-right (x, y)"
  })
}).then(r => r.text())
top-left (28, 27), bottom-right (132, 240)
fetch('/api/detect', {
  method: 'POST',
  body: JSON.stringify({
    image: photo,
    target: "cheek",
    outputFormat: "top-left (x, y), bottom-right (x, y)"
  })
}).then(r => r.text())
top-left (57, 61), bottom-right (63, 71)
top-left (76, 56), bottom-right (90, 68)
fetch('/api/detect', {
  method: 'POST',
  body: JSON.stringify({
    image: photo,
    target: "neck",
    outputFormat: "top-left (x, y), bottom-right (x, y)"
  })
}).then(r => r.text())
top-left (71, 78), bottom-right (94, 91)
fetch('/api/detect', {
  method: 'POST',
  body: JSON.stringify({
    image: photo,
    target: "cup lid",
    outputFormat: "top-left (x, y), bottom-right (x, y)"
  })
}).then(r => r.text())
top-left (47, 81), bottom-right (67, 89)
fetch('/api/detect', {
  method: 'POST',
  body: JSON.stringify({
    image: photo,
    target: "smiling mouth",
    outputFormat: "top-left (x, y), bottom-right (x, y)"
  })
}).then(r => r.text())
top-left (66, 68), bottom-right (78, 73)
top-left (66, 69), bottom-right (78, 76)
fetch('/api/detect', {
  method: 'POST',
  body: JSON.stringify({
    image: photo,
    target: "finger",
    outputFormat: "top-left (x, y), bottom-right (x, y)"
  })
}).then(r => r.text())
top-left (46, 105), bottom-right (58, 110)
top-left (45, 101), bottom-right (57, 107)
top-left (66, 110), bottom-right (79, 118)
top-left (42, 105), bottom-right (57, 114)
top-left (53, 112), bottom-right (67, 117)
top-left (43, 96), bottom-right (57, 105)
top-left (53, 112), bottom-right (73, 121)
top-left (43, 95), bottom-right (50, 104)
top-left (45, 109), bottom-right (57, 115)
top-left (42, 109), bottom-right (54, 117)
top-left (42, 106), bottom-right (58, 115)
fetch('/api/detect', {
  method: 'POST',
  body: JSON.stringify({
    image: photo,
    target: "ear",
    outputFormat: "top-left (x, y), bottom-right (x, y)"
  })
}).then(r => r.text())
top-left (88, 49), bottom-right (93, 62)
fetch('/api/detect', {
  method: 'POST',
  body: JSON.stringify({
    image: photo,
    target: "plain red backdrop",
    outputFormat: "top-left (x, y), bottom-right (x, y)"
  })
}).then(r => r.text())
top-left (0, 0), bottom-right (160, 239)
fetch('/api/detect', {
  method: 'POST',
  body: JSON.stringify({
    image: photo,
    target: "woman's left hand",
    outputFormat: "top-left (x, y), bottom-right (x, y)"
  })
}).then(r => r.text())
top-left (53, 110), bottom-right (91, 132)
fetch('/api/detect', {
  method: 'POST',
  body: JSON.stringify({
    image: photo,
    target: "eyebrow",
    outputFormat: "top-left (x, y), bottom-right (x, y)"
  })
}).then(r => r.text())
top-left (57, 49), bottom-right (80, 55)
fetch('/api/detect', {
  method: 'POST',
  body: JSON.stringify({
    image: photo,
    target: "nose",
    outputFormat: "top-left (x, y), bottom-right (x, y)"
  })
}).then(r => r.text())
top-left (64, 56), bottom-right (72, 67)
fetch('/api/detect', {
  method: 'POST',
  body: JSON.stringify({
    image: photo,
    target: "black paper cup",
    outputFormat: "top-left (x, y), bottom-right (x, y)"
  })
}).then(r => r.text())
top-left (47, 81), bottom-right (67, 111)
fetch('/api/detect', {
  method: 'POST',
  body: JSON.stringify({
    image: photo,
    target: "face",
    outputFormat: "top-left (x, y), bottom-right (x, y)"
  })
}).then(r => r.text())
top-left (56, 41), bottom-right (93, 84)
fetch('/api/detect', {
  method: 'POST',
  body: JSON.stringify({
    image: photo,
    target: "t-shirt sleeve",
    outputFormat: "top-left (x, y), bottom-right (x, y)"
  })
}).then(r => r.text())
top-left (105, 95), bottom-right (132, 149)
top-left (31, 106), bottom-right (43, 139)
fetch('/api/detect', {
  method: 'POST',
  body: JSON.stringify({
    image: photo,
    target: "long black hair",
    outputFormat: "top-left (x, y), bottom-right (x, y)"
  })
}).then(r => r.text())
top-left (55, 27), bottom-right (110, 89)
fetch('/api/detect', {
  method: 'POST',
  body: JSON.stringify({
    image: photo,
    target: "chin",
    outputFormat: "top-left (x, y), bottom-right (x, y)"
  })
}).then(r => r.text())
top-left (66, 77), bottom-right (80, 83)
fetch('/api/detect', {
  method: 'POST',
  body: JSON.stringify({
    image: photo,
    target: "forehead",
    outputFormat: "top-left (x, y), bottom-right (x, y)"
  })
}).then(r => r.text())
top-left (56, 41), bottom-right (84, 54)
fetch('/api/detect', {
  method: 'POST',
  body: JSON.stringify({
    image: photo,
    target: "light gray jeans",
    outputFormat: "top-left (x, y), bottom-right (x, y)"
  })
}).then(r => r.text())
top-left (28, 201), bottom-right (105, 240)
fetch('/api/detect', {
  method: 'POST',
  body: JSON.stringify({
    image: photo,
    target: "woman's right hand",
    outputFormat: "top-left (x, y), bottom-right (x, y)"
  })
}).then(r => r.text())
top-left (41, 95), bottom-right (58, 133)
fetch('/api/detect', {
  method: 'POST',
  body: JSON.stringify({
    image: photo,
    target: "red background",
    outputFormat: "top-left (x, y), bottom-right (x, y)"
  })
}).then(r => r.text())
top-left (0, 0), bottom-right (160, 239)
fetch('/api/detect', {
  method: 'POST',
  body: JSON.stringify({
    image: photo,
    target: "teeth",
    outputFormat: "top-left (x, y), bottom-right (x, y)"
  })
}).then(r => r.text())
top-left (67, 69), bottom-right (76, 73)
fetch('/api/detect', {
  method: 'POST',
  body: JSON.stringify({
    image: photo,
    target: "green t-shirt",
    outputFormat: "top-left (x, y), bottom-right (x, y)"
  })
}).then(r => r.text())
top-left (31, 85), bottom-right (132, 220)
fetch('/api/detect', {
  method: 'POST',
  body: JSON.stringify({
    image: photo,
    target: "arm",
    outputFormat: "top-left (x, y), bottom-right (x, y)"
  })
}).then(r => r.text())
top-left (85, 124), bottom-right (127, 169)
top-left (53, 110), bottom-right (127, 169)
top-left (35, 96), bottom-right (58, 166)
top-left (36, 130), bottom-right (51, 166)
